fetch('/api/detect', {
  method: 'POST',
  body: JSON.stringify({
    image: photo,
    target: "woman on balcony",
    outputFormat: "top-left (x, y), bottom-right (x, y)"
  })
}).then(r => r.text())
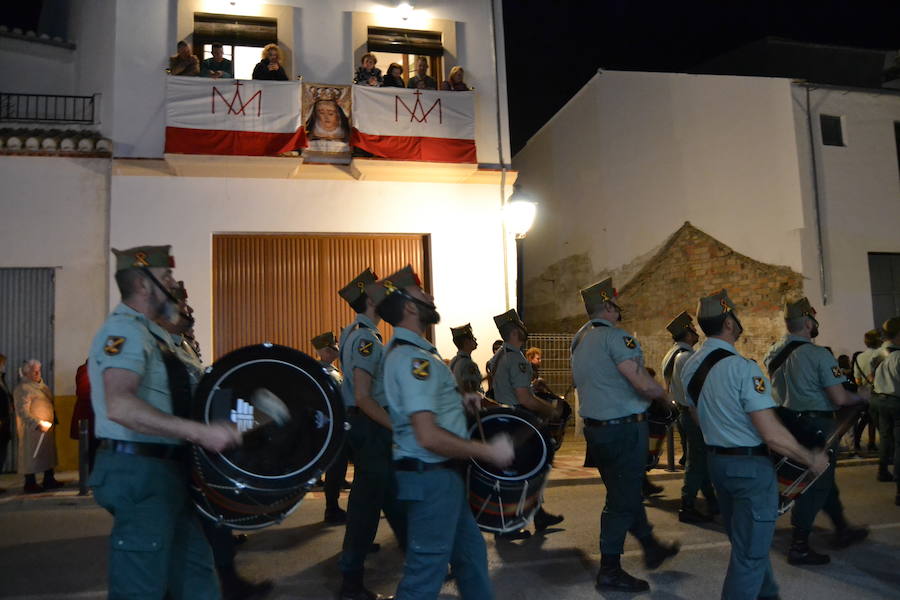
top-left (440, 66), bottom-right (470, 91)
top-left (252, 44), bottom-right (288, 81)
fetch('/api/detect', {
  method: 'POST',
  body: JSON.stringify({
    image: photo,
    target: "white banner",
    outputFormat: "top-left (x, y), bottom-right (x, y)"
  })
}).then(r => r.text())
top-left (351, 86), bottom-right (475, 140)
top-left (166, 77), bottom-right (303, 133)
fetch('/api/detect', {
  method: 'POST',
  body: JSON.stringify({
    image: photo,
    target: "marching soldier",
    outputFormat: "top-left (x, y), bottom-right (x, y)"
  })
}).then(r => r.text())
top-left (660, 311), bottom-right (718, 523)
top-left (570, 278), bottom-right (679, 593)
top-left (682, 290), bottom-right (828, 600)
top-left (336, 269), bottom-right (406, 600)
top-left (368, 265), bottom-right (513, 600)
top-left (763, 297), bottom-right (869, 565)
top-left (491, 308), bottom-right (565, 535)
top-left (312, 331), bottom-right (350, 525)
top-left (872, 316), bottom-right (900, 506)
top-left (88, 246), bottom-right (241, 599)
top-left (449, 324), bottom-right (483, 394)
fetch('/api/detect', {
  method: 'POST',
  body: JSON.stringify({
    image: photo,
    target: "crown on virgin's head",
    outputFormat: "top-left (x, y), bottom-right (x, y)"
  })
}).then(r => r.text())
top-left (311, 86), bottom-right (342, 102)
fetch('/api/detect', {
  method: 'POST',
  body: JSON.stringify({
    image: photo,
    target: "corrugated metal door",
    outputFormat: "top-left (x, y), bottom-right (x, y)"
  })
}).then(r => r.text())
top-left (213, 234), bottom-right (429, 359)
top-left (0, 268), bottom-right (55, 473)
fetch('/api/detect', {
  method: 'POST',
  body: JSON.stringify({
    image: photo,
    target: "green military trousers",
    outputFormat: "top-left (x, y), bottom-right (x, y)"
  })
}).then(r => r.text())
top-left (790, 415), bottom-right (848, 534)
top-left (678, 411), bottom-right (717, 508)
top-left (90, 449), bottom-right (220, 600)
top-left (871, 394), bottom-right (900, 477)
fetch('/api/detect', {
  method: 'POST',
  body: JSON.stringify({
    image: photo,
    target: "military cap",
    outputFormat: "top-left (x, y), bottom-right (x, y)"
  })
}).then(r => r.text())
top-left (112, 245), bottom-right (174, 272)
top-left (666, 311), bottom-right (694, 337)
top-left (338, 268), bottom-right (377, 304)
top-left (581, 278), bottom-right (619, 311)
top-left (450, 323), bottom-right (474, 342)
top-left (784, 297), bottom-right (817, 320)
top-left (365, 265), bottom-right (421, 307)
top-left (697, 289), bottom-right (738, 321)
top-left (864, 329), bottom-right (881, 347)
top-left (883, 316), bottom-right (900, 338)
top-left (493, 309), bottom-right (527, 336)
top-left (311, 331), bottom-right (337, 350)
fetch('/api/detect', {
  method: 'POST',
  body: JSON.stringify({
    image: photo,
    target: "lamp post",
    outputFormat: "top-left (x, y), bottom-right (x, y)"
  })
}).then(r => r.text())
top-left (503, 199), bottom-right (537, 318)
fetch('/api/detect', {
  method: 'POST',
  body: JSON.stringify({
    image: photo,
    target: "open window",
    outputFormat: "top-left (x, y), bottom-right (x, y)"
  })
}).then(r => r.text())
top-left (366, 26), bottom-right (444, 88)
top-left (193, 13), bottom-right (279, 80)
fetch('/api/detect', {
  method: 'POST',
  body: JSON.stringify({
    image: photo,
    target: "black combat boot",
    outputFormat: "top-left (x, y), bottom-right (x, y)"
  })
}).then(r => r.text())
top-left (639, 535), bottom-right (681, 569)
top-left (787, 530), bottom-right (830, 565)
top-left (876, 464), bottom-right (895, 482)
top-left (642, 475), bottom-right (664, 498)
top-left (678, 498), bottom-right (713, 524)
top-left (339, 571), bottom-right (394, 600)
top-left (595, 554), bottom-right (649, 592)
top-left (218, 565), bottom-right (273, 600)
top-left (533, 507), bottom-right (564, 531)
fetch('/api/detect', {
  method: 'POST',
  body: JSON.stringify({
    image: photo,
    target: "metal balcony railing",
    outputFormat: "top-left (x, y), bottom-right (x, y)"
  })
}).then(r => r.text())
top-left (0, 93), bottom-right (96, 124)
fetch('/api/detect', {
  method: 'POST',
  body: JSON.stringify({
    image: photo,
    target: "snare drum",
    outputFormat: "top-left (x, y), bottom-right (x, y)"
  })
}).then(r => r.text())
top-left (466, 408), bottom-right (553, 533)
top-left (772, 407), bottom-right (829, 515)
top-left (646, 401), bottom-right (678, 470)
top-left (190, 343), bottom-right (345, 529)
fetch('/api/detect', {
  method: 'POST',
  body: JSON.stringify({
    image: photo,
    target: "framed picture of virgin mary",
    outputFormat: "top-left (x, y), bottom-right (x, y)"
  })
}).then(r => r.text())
top-left (302, 83), bottom-right (352, 164)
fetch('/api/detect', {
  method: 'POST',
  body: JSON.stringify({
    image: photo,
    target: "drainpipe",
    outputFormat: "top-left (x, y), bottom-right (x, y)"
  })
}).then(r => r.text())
top-left (804, 83), bottom-right (828, 306)
top-left (490, 0), bottom-right (511, 310)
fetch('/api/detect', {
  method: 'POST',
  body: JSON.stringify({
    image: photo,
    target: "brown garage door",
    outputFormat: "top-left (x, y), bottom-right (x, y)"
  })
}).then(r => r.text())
top-left (212, 233), bottom-right (430, 360)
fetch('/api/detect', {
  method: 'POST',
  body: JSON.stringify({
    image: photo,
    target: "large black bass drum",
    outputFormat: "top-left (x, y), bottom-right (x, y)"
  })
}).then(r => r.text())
top-left (466, 408), bottom-right (553, 533)
top-left (190, 343), bottom-right (345, 529)
top-left (772, 407), bottom-right (831, 515)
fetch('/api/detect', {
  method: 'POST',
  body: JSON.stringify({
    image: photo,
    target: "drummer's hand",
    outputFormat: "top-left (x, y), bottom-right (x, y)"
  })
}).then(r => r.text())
top-left (195, 422), bottom-right (242, 452)
top-left (808, 450), bottom-right (829, 475)
top-left (38, 420), bottom-right (52, 432)
top-left (462, 392), bottom-right (482, 415)
top-left (483, 432), bottom-right (514, 469)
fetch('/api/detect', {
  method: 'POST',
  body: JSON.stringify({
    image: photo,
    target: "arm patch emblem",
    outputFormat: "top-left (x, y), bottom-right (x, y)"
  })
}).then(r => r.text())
top-left (104, 336), bottom-right (126, 355)
top-left (358, 340), bottom-right (373, 357)
top-left (831, 366), bottom-right (842, 378)
top-left (412, 358), bottom-right (430, 380)
top-left (753, 376), bottom-right (766, 393)
top-left (518, 362), bottom-right (527, 373)
top-left (623, 336), bottom-right (636, 349)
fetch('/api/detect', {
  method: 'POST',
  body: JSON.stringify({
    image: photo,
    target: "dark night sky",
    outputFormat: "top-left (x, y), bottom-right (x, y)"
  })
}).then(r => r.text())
top-left (503, 0), bottom-right (900, 155)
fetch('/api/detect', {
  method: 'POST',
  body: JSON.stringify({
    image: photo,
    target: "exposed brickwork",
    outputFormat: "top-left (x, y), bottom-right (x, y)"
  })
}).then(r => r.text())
top-left (526, 222), bottom-right (803, 371)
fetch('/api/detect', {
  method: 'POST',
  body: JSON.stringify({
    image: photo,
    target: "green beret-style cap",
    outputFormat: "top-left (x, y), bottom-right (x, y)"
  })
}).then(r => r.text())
top-left (365, 265), bottom-right (421, 307)
top-left (697, 289), bottom-right (738, 321)
top-left (784, 297), bottom-right (817, 320)
top-left (450, 323), bottom-right (474, 341)
top-left (666, 311), bottom-right (694, 337)
top-left (864, 329), bottom-right (881, 346)
top-left (338, 268), bottom-right (377, 305)
top-left (581, 278), bottom-right (619, 311)
top-left (112, 245), bottom-right (174, 272)
top-left (311, 331), bottom-right (337, 350)
top-left (493, 309), bottom-right (527, 336)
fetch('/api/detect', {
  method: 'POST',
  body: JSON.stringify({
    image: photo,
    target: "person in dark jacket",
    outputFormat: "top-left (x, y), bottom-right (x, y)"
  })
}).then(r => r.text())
top-left (382, 63), bottom-right (405, 88)
top-left (252, 43), bottom-right (288, 81)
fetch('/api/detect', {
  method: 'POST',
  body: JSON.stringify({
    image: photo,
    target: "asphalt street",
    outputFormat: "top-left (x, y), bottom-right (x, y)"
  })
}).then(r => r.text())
top-left (1, 464), bottom-right (897, 599)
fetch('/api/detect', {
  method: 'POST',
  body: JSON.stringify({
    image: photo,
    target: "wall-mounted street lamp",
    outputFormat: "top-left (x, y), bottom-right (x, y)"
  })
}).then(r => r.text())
top-left (397, 2), bottom-right (414, 21)
top-left (503, 199), bottom-right (537, 317)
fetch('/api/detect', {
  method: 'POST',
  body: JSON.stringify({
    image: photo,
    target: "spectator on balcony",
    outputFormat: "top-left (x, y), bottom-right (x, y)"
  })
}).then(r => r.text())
top-left (169, 41), bottom-right (199, 76)
top-left (353, 53), bottom-right (383, 87)
top-left (440, 66), bottom-right (470, 91)
top-left (407, 56), bottom-right (437, 90)
top-left (252, 43), bottom-right (288, 81)
top-left (382, 62), bottom-right (405, 88)
top-left (200, 43), bottom-right (233, 79)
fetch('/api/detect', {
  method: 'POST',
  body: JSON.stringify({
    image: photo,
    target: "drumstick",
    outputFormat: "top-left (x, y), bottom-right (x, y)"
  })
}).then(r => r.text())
top-left (250, 388), bottom-right (291, 425)
top-left (474, 407), bottom-right (487, 442)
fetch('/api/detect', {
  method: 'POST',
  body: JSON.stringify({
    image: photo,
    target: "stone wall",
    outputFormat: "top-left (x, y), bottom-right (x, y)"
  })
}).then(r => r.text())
top-left (524, 222), bottom-right (804, 371)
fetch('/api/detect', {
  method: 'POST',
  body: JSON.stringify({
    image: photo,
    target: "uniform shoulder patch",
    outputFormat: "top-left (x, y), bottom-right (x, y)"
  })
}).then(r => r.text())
top-left (831, 366), bottom-right (842, 378)
top-left (358, 339), bottom-right (374, 357)
top-left (753, 376), bottom-right (766, 393)
top-left (623, 336), bottom-right (636, 349)
top-left (411, 358), bottom-right (430, 380)
top-left (104, 336), bottom-right (126, 356)
top-left (518, 362), bottom-right (527, 373)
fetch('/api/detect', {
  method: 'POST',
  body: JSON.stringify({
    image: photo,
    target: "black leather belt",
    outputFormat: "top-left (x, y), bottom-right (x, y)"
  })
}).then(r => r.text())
top-left (346, 406), bottom-right (361, 417)
top-left (99, 439), bottom-right (186, 461)
top-left (792, 410), bottom-right (835, 419)
top-left (394, 457), bottom-right (458, 472)
top-left (583, 413), bottom-right (646, 428)
top-left (708, 445), bottom-right (768, 456)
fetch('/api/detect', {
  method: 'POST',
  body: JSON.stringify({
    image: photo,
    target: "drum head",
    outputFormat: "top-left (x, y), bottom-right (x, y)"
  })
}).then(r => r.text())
top-left (469, 409), bottom-right (549, 481)
top-left (193, 343), bottom-right (345, 490)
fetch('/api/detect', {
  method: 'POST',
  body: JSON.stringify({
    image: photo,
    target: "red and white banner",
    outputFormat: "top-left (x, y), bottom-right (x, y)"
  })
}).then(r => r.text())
top-left (165, 77), bottom-right (307, 156)
top-left (351, 86), bottom-right (476, 163)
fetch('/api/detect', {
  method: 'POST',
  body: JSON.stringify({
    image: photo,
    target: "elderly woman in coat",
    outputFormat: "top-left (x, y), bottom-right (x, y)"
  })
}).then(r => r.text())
top-left (13, 359), bottom-right (62, 493)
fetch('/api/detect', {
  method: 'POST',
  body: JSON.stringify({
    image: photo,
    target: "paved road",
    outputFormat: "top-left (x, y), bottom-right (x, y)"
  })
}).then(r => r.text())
top-left (1, 464), bottom-right (897, 599)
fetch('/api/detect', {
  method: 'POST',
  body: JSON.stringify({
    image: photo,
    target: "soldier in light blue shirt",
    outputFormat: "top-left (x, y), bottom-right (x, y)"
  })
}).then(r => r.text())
top-left (448, 323), bottom-right (483, 394)
top-left (661, 311), bottom-right (717, 524)
top-left (762, 297), bottom-right (869, 566)
top-left (335, 268), bottom-right (406, 600)
top-left (570, 278), bottom-right (680, 594)
top-left (852, 329), bottom-right (881, 458)
top-left (312, 331), bottom-right (350, 526)
top-left (88, 245), bottom-right (241, 600)
top-left (872, 316), bottom-right (900, 506)
top-left (681, 290), bottom-right (828, 600)
top-left (370, 265), bottom-right (513, 600)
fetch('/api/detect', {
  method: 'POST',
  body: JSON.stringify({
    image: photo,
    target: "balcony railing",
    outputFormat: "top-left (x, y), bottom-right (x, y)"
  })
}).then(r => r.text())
top-left (0, 93), bottom-right (96, 124)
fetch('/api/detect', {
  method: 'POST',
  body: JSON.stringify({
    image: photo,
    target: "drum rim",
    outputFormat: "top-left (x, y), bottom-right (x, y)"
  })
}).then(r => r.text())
top-left (203, 357), bottom-right (339, 481)
top-left (468, 411), bottom-right (548, 481)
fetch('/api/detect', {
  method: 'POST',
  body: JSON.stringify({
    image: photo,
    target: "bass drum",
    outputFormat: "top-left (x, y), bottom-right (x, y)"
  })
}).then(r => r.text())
top-left (190, 343), bottom-right (345, 529)
top-left (466, 408), bottom-right (553, 533)
top-left (772, 407), bottom-right (830, 515)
